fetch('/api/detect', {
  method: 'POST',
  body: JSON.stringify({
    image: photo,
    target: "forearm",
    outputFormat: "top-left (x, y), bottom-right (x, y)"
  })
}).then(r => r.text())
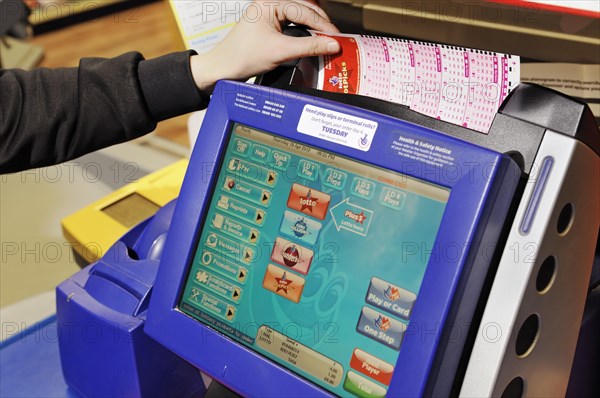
top-left (0, 51), bottom-right (205, 174)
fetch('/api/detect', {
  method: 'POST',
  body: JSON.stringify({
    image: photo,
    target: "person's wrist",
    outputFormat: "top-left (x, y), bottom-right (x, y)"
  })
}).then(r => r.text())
top-left (190, 51), bottom-right (240, 97)
top-left (190, 54), bottom-right (216, 96)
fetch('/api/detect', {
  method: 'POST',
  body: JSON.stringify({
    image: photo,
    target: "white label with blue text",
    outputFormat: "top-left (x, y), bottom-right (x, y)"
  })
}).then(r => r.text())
top-left (297, 105), bottom-right (377, 152)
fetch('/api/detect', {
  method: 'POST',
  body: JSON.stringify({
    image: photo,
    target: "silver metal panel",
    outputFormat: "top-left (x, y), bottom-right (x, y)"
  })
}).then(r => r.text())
top-left (460, 131), bottom-right (600, 397)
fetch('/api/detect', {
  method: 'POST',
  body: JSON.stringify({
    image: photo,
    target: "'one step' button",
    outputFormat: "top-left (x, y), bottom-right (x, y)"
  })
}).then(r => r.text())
top-left (356, 307), bottom-right (406, 351)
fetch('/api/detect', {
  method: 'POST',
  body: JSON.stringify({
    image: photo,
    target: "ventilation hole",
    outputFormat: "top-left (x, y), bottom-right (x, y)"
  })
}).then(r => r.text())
top-left (501, 377), bottom-right (524, 398)
top-left (515, 314), bottom-right (539, 357)
top-left (557, 203), bottom-right (574, 235)
top-left (127, 247), bottom-right (139, 261)
top-left (536, 256), bottom-right (556, 293)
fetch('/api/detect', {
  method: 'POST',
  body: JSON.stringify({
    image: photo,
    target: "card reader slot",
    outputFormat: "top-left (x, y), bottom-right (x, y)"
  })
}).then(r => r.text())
top-left (88, 264), bottom-right (146, 301)
top-left (84, 242), bottom-right (154, 315)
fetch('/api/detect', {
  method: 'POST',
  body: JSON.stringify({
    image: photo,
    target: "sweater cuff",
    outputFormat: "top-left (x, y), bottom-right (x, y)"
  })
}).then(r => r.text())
top-left (138, 50), bottom-right (208, 122)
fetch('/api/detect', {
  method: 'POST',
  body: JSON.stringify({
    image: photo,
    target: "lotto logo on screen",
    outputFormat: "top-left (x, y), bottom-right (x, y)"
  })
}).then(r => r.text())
top-left (287, 184), bottom-right (331, 220)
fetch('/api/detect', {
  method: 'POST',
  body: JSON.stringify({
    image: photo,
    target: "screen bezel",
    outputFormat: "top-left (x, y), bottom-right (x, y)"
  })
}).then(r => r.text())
top-left (146, 80), bottom-right (505, 397)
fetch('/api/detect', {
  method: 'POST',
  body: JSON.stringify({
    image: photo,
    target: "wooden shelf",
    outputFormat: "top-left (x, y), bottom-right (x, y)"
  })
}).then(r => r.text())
top-left (30, 0), bottom-right (121, 25)
top-left (29, 0), bottom-right (189, 146)
top-left (29, 0), bottom-right (158, 35)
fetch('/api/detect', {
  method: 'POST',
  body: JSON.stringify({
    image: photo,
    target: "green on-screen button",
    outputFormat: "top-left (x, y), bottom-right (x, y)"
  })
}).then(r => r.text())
top-left (343, 371), bottom-right (387, 398)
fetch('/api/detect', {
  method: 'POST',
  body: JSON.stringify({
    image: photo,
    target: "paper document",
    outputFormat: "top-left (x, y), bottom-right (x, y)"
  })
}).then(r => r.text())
top-left (169, 1), bottom-right (251, 54)
top-left (312, 32), bottom-right (520, 134)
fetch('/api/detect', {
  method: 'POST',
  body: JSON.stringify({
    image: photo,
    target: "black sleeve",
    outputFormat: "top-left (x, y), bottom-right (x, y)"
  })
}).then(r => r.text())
top-left (0, 50), bottom-right (206, 174)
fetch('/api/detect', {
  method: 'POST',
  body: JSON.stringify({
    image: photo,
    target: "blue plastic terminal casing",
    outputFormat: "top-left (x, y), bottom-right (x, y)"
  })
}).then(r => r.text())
top-left (56, 201), bottom-right (206, 398)
top-left (144, 81), bottom-right (520, 397)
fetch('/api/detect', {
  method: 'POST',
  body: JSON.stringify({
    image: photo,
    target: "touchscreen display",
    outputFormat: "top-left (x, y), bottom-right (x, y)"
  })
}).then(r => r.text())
top-left (179, 123), bottom-right (449, 397)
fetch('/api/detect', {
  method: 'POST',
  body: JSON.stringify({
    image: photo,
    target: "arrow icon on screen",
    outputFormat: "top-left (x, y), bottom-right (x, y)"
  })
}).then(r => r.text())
top-left (329, 198), bottom-right (373, 237)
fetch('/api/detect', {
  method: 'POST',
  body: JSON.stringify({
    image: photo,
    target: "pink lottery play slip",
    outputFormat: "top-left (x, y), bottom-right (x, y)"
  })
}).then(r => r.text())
top-left (311, 32), bottom-right (520, 134)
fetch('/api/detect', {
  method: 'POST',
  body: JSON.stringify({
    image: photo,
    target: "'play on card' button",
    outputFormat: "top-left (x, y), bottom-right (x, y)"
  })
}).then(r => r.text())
top-left (366, 277), bottom-right (416, 320)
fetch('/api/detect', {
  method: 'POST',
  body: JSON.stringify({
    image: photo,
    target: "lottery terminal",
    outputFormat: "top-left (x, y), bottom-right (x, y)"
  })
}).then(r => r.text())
top-left (5, 6), bottom-right (600, 398)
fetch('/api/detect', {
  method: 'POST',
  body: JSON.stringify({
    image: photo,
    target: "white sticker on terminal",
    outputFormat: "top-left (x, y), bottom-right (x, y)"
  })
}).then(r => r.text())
top-left (297, 105), bottom-right (377, 152)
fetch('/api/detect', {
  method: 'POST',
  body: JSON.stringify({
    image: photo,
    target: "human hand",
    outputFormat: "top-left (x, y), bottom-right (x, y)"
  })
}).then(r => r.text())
top-left (190, 0), bottom-right (341, 94)
top-left (23, 0), bottom-right (38, 9)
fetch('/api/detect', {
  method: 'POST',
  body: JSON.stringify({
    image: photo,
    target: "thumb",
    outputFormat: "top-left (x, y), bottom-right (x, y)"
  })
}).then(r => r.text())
top-left (280, 36), bottom-right (341, 61)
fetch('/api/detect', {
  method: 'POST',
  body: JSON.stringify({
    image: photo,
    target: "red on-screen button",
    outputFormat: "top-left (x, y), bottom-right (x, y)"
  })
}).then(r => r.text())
top-left (350, 348), bottom-right (394, 386)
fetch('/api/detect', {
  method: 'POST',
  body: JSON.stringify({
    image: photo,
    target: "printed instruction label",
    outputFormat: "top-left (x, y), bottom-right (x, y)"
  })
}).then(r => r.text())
top-left (390, 134), bottom-right (456, 168)
top-left (297, 105), bottom-right (378, 152)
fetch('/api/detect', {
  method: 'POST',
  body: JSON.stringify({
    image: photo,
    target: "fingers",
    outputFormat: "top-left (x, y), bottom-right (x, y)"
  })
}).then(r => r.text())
top-left (293, 0), bottom-right (333, 25)
top-left (275, 1), bottom-right (340, 33)
top-left (278, 35), bottom-right (341, 61)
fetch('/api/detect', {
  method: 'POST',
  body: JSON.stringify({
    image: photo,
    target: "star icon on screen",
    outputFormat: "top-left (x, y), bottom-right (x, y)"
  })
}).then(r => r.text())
top-left (275, 272), bottom-right (293, 295)
top-left (356, 211), bottom-right (367, 224)
top-left (300, 189), bottom-right (318, 213)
